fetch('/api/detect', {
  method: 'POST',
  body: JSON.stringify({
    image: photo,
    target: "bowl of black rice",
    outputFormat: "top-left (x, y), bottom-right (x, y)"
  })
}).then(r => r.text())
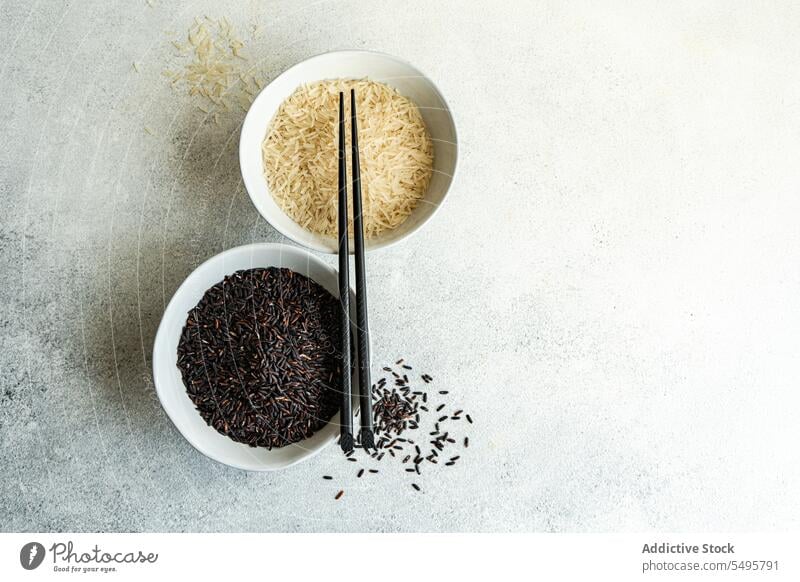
top-left (152, 243), bottom-right (359, 471)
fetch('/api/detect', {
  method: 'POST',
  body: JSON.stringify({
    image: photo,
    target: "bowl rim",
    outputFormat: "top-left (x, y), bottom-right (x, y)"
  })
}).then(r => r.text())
top-left (152, 242), bottom-right (357, 471)
top-left (239, 48), bottom-right (460, 254)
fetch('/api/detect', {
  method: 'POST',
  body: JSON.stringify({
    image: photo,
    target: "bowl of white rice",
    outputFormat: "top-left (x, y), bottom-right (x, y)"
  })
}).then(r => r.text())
top-left (239, 50), bottom-right (458, 253)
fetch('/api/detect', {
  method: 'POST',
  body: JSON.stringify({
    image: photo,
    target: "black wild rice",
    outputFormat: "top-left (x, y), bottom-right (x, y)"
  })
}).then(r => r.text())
top-left (177, 267), bottom-right (342, 449)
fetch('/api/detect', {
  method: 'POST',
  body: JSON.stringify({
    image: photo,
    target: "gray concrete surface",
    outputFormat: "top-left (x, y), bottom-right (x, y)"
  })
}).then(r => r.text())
top-left (1, 0), bottom-right (800, 532)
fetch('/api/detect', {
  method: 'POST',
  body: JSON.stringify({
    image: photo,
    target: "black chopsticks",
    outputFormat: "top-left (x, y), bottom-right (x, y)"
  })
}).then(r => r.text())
top-left (337, 92), bottom-right (354, 453)
top-left (338, 90), bottom-right (374, 453)
top-left (350, 89), bottom-right (375, 450)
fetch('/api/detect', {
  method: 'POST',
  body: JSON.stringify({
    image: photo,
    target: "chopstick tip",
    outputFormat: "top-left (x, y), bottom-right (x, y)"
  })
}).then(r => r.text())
top-left (359, 428), bottom-right (375, 451)
top-left (340, 431), bottom-right (354, 453)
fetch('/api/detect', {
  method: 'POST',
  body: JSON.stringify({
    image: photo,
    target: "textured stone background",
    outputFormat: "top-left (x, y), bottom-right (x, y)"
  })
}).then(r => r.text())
top-left (1, 0), bottom-right (799, 532)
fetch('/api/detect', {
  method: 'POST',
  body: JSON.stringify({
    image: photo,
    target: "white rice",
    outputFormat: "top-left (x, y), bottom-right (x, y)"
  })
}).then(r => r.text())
top-left (262, 79), bottom-right (434, 238)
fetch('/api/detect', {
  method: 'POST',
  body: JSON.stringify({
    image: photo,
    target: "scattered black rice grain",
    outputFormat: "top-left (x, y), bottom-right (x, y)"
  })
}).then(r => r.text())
top-left (466, 414), bottom-right (473, 424)
top-left (177, 267), bottom-right (342, 449)
top-left (326, 360), bottom-right (473, 494)
top-left (335, 490), bottom-right (344, 500)
top-left (323, 475), bottom-right (333, 480)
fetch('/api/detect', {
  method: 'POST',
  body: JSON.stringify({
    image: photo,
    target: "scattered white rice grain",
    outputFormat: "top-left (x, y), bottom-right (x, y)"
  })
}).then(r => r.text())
top-left (166, 16), bottom-right (259, 117)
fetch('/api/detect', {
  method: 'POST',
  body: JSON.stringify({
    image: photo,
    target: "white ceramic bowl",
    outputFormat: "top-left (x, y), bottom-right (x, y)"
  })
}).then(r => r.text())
top-left (240, 50), bottom-right (458, 253)
top-left (152, 243), bottom-right (359, 471)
